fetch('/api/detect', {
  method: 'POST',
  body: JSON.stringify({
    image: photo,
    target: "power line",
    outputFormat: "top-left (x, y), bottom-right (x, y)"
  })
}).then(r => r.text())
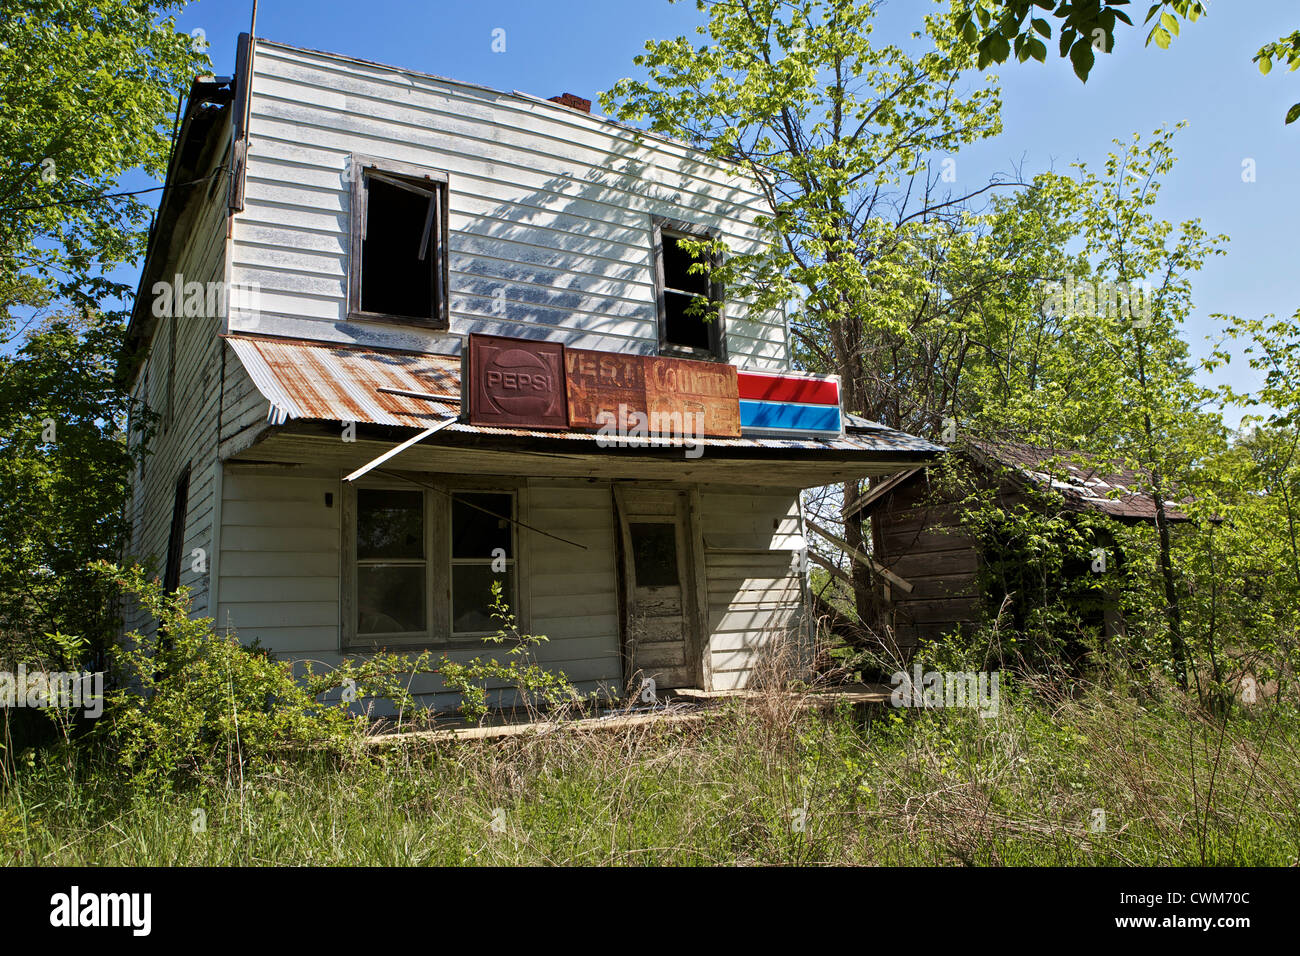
top-left (0, 168), bottom-right (225, 214)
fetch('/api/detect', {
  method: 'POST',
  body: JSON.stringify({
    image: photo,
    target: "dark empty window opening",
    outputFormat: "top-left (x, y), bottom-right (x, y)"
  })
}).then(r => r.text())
top-left (629, 521), bottom-right (680, 588)
top-left (450, 492), bottom-right (515, 636)
top-left (350, 161), bottom-right (448, 327)
top-left (655, 220), bottom-right (724, 358)
top-left (163, 464), bottom-right (191, 594)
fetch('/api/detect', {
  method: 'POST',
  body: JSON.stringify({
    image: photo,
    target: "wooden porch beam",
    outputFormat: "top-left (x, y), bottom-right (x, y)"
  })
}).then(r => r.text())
top-left (841, 467), bottom-right (922, 521)
top-left (804, 517), bottom-right (914, 594)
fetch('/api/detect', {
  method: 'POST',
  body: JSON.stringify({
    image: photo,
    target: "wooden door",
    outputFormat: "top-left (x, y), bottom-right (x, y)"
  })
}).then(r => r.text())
top-left (614, 487), bottom-right (701, 691)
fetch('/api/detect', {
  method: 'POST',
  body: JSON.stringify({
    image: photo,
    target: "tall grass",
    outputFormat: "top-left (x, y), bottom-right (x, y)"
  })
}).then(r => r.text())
top-left (2, 672), bottom-right (1297, 866)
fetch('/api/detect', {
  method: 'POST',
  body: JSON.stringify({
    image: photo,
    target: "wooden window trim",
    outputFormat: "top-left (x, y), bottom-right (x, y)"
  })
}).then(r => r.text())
top-left (341, 478), bottom-right (528, 653)
top-left (651, 215), bottom-right (727, 362)
top-left (346, 154), bottom-right (451, 330)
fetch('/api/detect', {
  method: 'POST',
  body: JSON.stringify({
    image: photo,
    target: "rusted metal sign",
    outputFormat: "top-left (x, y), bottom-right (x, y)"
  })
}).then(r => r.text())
top-left (467, 334), bottom-right (568, 429)
top-left (566, 349), bottom-right (740, 438)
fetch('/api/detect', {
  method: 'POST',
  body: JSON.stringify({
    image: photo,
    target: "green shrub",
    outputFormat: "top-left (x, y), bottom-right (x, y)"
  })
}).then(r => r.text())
top-left (91, 564), bottom-right (581, 793)
top-left (93, 562), bottom-right (393, 793)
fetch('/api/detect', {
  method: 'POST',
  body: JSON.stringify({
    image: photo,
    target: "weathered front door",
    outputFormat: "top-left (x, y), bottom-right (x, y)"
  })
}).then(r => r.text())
top-left (614, 487), bottom-right (700, 691)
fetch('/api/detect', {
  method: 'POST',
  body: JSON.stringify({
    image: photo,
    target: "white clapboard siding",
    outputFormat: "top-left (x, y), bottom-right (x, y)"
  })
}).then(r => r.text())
top-left (123, 149), bottom-right (233, 638)
top-left (212, 471), bottom-right (624, 709)
top-left (215, 471), bottom-right (342, 643)
top-left (699, 487), bottom-right (808, 690)
top-left (523, 480), bottom-right (622, 683)
top-left (232, 40), bottom-right (790, 369)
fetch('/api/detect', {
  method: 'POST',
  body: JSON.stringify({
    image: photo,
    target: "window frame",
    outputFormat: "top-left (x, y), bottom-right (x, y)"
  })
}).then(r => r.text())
top-left (163, 463), bottom-right (191, 594)
top-left (651, 215), bottom-right (727, 362)
top-left (352, 485), bottom-right (432, 644)
top-left (447, 490), bottom-right (518, 640)
top-left (341, 478), bottom-right (525, 652)
top-left (346, 154), bottom-right (451, 330)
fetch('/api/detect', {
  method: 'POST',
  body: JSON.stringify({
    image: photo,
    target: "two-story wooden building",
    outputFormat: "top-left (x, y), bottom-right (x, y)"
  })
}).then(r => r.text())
top-left (120, 35), bottom-right (941, 710)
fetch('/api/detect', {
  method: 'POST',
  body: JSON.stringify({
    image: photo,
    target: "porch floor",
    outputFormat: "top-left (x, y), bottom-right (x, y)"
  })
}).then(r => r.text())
top-left (365, 682), bottom-right (894, 747)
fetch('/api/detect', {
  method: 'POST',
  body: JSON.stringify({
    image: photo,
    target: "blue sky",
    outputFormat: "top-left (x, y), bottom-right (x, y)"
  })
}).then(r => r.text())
top-left (167, 0), bottom-right (1298, 422)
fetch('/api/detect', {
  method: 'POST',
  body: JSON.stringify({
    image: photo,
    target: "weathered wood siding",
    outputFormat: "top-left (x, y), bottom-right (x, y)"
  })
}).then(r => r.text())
top-left (124, 153), bottom-right (233, 637)
top-left (213, 469), bottom-right (808, 706)
top-left (871, 472), bottom-right (981, 650)
top-left (231, 40), bottom-right (789, 368)
top-left (699, 487), bottom-right (808, 690)
top-left (215, 470), bottom-right (625, 710)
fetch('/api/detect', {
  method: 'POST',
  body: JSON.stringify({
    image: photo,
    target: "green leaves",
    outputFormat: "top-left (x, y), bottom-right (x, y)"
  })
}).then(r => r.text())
top-left (958, 3), bottom-right (1299, 127)
top-left (0, 2), bottom-right (205, 323)
top-left (1254, 32), bottom-right (1300, 124)
top-left (1070, 36), bottom-right (1096, 80)
top-left (0, 313), bottom-right (142, 669)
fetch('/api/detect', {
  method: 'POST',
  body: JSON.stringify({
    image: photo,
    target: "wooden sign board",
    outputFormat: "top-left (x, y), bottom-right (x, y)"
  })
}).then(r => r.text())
top-left (467, 334), bottom-right (568, 429)
top-left (566, 349), bottom-right (740, 438)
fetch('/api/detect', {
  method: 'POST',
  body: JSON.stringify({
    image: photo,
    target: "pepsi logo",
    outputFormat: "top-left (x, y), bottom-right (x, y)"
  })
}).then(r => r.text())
top-left (469, 335), bottom-right (568, 428)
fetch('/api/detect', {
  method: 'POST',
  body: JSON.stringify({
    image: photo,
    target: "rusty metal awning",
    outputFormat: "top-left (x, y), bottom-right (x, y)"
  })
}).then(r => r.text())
top-left (224, 333), bottom-right (945, 458)
top-left (225, 333), bottom-right (461, 427)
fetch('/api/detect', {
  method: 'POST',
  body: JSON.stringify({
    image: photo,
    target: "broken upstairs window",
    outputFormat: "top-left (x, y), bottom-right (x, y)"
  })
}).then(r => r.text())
top-left (349, 159), bottom-right (449, 327)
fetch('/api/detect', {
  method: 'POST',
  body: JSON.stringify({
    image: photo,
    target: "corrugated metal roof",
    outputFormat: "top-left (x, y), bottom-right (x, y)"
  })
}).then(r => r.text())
top-left (226, 334), bottom-right (461, 427)
top-left (224, 333), bottom-right (945, 457)
top-left (971, 440), bottom-right (1195, 522)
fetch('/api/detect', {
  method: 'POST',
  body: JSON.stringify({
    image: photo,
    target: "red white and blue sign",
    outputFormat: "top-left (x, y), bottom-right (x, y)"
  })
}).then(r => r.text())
top-left (737, 370), bottom-right (842, 437)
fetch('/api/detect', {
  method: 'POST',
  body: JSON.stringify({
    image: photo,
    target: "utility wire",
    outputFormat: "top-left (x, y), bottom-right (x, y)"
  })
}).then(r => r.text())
top-left (0, 168), bottom-right (225, 214)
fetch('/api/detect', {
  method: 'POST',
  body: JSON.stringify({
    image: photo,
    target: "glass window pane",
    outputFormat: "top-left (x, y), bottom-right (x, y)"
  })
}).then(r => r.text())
top-left (451, 492), bottom-right (513, 559)
top-left (357, 564), bottom-right (426, 635)
top-left (357, 489), bottom-right (423, 560)
top-left (630, 522), bottom-right (679, 588)
top-left (452, 566), bottom-right (513, 634)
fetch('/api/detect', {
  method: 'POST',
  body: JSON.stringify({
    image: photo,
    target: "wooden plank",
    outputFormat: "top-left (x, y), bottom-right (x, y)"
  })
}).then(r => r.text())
top-left (805, 517), bottom-right (913, 594)
top-left (703, 532), bottom-right (805, 552)
top-left (687, 486), bottom-right (712, 692)
top-left (806, 549), bottom-right (855, 591)
top-left (842, 467), bottom-right (922, 520)
top-left (893, 597), bottom-right (981, 625)
top-left (889, 549), bottom-right (979, 578)
top-left (881, 528), bottom-right (972, 554)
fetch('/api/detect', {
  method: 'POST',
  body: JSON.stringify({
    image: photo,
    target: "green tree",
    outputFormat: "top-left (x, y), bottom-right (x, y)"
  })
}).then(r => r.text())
top-left (0, 313), bottom-right (148, 670)
top-left (951, 1), bottom-right (1299, 124)
top-left (0, 2), bottom-right (201, 666)
top-left (605, 0), bottom-right (1010, 628)
top-left (0, 0), bottom-right (203, 327)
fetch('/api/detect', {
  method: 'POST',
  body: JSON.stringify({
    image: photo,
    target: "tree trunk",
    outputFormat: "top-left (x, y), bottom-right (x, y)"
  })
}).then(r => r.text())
top-left (1151, 470), bottom-right (1188, 690)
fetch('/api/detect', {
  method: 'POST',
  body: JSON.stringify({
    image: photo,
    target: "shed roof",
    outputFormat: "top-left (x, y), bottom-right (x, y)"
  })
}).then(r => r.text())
top-left (968, 440), bottom-right (1195, 522)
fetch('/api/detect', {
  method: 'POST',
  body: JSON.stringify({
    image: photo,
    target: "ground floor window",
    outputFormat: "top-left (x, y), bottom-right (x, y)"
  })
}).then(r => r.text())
top-left (344, 482), bottom-right (518, 649)
top-left (450, 491), bottom-right (515, 636)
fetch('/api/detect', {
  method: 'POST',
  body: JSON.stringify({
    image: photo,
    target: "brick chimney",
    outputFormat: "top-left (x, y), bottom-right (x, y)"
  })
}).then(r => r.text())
top-left (547, 93), bottom-right (591, 114)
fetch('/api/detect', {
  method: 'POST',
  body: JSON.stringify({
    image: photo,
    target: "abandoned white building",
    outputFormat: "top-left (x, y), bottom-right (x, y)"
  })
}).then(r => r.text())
top-left (119, 34), bottom-right (942, 710)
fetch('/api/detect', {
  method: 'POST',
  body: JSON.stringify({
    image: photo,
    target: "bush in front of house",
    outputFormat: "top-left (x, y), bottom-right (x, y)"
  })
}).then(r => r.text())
top-left (93, 562), bottom-right (375, 793)
top-left (87, 563), bottom-right (583, 795)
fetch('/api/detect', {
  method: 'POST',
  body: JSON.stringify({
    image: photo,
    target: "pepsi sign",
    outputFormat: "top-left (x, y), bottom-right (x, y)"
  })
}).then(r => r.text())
top-left (467, 334), bottom-right (569, 429)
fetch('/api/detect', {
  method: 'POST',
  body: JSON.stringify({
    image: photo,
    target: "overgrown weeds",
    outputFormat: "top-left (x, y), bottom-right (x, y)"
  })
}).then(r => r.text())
top-left (2, 669), bottom-right (1295, 865)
